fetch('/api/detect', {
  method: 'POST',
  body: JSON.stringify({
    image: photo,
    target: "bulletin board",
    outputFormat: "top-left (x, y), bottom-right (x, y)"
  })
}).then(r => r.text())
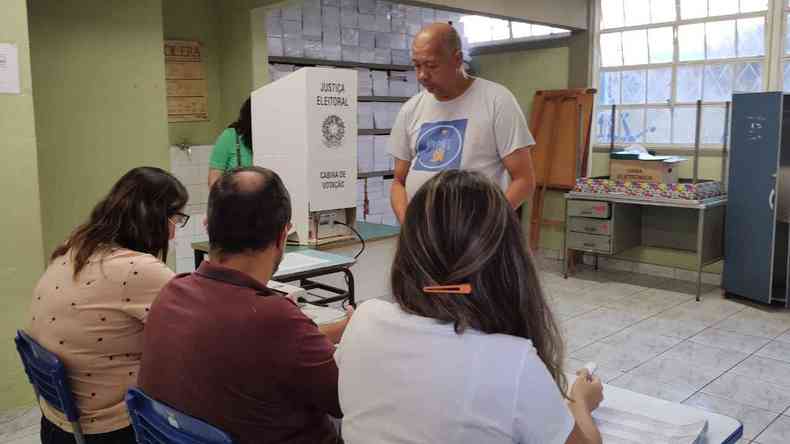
top-left (164, 40), bottom-right (208, 122)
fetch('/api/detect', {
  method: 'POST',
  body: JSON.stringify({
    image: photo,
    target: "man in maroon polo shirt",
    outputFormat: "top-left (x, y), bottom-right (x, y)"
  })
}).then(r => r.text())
top-left (138, 167), bottom-right (348, 444)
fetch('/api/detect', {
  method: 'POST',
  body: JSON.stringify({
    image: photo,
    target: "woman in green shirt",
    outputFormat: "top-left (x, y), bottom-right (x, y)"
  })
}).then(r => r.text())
top-left (208, 98), bottom-right (253, 188)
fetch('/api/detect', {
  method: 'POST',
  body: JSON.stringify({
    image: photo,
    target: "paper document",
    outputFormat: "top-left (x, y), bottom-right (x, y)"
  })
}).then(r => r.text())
top-left (275, 252), bottom-right (329, 275)
top-left (593, 406), bottom-right (707, 444)
top-left (300, 304), bottom-right (347, 325)
top-left (0, 43), bottom-right (21, 94)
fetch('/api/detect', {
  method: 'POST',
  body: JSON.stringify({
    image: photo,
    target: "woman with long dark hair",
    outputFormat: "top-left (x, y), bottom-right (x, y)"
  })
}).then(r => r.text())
top-left (208, 97), bottom-right (252, 188)
top-left (336, 170), bottom-right (603, 444)
top-left (27, 167), bottom-right (188, 444)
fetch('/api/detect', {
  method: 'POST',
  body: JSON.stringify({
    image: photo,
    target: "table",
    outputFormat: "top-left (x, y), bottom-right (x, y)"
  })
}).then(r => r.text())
top-left (192, 221), bottom-right (400, 307)
top-left (563, 193), bottom-right (727, 301)
top-left (564, 373), bottom-right (742, 443)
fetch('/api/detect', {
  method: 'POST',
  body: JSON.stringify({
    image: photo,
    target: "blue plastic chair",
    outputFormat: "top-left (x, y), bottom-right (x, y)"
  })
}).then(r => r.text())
top-left (125, 388), bottom-right (234, 444)
top-left (14, 330), bottom-right (86, 444)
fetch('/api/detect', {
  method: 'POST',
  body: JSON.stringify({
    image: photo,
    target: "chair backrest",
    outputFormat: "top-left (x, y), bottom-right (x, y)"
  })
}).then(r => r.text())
top-left (125, 388), bottom-right (234, 444)
top-left (14, 330), bottom-right (80, 422)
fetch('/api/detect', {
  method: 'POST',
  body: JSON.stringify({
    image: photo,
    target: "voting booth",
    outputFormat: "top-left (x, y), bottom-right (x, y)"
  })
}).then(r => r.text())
top-left (252, 67), bottom-right (358, 245)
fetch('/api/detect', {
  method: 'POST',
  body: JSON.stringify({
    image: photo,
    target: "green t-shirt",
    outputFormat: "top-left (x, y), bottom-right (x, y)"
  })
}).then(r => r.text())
top-left (209, 128), bottom-right (252, 171)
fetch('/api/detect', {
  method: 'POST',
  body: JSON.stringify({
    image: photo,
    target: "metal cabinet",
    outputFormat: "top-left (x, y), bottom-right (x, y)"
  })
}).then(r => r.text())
top-left (724, 92), bottom-right (790, 306)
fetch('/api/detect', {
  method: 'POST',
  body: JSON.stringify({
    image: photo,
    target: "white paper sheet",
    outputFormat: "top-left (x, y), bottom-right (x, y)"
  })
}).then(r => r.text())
top-left (276, 252), bottom-right (329, 275)
top-left (0, 43), bottom-right (21, 95)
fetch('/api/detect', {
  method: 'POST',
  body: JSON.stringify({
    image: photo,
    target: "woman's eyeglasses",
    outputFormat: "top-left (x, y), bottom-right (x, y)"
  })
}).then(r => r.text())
top-left (169, 212), bottom-right (190, 229)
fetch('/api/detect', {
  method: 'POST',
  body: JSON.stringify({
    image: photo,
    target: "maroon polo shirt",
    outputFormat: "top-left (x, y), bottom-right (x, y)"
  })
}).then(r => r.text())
top-left (138, 261), bottom-right (341, 444)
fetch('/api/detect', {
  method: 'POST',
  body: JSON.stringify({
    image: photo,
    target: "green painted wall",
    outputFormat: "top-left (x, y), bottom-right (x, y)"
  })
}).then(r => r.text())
top-left (474, 46), bottom-right (572, 251)
top-left (163, 0), bottom-right (225, 146)
top-left (0, 0), bottom-right (46, 411)
top-left (29, 0), bottom-right (171, 259)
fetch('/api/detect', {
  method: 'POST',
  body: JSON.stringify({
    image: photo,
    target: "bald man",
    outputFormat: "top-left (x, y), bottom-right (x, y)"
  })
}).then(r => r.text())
top-left (389, 23), bottom-right (536, 223)
top-left (139, 167), bottom-right (350, 444)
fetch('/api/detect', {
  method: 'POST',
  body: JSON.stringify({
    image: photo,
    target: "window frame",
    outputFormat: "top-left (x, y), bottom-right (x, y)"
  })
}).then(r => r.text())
top-left (592, 0), bottom-right (777, 152)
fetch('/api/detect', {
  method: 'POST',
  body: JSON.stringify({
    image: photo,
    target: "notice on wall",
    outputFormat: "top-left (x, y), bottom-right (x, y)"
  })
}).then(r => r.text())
top-left (0, 43), bottom-right (21, 95)
top-left (164, 40), bottom-right (208, 122)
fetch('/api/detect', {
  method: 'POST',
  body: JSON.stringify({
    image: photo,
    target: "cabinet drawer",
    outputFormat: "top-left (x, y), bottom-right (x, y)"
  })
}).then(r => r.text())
top-left (567, 232), bottom-right (612, 254)
top-left (567, 200), bottom-right (610, 218)
top-left (569, 217), bottom-right (612, 236)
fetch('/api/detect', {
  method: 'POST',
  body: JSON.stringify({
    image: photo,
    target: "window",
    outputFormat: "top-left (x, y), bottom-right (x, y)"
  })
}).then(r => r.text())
top-left (460, 15), bottom-right (570, 46)
top-left (595, 0), bottom-right (768, 147)
top-left (783, 1), bottom-right (790, 91)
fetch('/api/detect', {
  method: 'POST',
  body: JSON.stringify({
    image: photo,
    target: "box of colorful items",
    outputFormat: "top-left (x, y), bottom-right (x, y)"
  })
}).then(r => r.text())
top-left (573, 177), bottom-right (725, 202)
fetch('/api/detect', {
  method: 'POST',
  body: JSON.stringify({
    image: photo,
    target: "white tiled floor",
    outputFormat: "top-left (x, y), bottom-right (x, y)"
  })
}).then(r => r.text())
top-left (3, 242), bottom-right (790, 443)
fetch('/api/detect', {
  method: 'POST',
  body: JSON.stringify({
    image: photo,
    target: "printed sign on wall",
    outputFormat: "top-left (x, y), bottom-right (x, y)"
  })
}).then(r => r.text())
top-left (164, 40), bottom-right (208, 122)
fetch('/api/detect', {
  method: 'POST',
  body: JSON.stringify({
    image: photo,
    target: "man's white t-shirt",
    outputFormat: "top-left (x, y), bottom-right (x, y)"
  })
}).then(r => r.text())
top-left (335, 299), bottom-right (574, 444)
top-left (389, 77), bottom-right (535, 199)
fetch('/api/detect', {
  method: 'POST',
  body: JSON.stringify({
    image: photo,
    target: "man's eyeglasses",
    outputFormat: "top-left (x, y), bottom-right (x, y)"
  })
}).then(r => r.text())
top-left (169, 212), bottom-right (190, 229)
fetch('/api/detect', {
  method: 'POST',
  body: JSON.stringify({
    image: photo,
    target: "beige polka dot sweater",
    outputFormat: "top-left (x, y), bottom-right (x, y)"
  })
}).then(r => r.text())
top-left (27, 248), bottom-right (174, 434)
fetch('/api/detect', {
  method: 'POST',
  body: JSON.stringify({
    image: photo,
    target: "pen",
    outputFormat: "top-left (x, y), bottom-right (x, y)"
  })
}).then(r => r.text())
top-left (584, 362), bottom-right (597, 382)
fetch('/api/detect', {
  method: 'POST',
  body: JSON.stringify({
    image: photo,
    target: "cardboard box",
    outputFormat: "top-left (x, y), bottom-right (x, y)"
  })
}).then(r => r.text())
top-left (358, 0), bottom-right (376, 14)
top-left (359, 30), bottom-right (375, 49)
top-left (283, 20), bottom-right (303, 38)
top-left (268, 37), bottom-right (284, 57)
top-left (342, 28), bottom-right (359, 46)
top-left (374, 48), bottom-right (391, 64)
top-left (305, 40), bottom-right (324, 59)
top-left (610, 159), bottom-right (680, 183)
top-left (359, 48), bottom-right (376, 63)
top-left (323, 25), bottom-right (341, 44)
top-left (341, 9), bottom-right (359, 28)
top-left (341, 45), bottom-right (360, 62)
top-left (359, 14), bottom-right (377, 31)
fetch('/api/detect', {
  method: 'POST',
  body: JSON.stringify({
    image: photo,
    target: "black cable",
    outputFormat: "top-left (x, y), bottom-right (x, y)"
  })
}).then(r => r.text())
top-left (335, 221), bottom-right (365, 259)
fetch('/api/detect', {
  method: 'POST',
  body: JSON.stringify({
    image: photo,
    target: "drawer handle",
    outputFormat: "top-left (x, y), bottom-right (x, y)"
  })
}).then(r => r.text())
top-left (583, 242), bottom-right (596, 248)
top-left (584, 226), bottom-right (596, 232)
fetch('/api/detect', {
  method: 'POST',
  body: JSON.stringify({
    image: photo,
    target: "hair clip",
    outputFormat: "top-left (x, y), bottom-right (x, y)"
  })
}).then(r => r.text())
top-left (423, 284), bottom-right (472, 295)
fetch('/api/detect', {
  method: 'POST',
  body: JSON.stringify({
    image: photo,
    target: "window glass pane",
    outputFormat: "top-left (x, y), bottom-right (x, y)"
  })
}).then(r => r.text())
top-left (703, 64), bottom-right (734, 102)
top-left (677, 65), bottom-right (703, 102)
top-left (490, 18), bottom-right (510, 40)
top-left (617, 108), bottom-right (645, 143)
top-left (680, 0), bottom-right (707, 20)
top-left (786, 15), bottom-right (790, 55)
top-left (783, 62), bottom-right (790, 93)
top-left (622, 30), bottom-right (648, 65)
top-left (734, 62), bottom-right (762, 92)
top-left (647, 68), bottom-right (672, 103)
top-left (511, 22), bottom-right (531, 38)
top-left (601, 0), bottom-right (625, 29)
top-left (740, 0), bottom-right (768, 13)
top-left (679, 24), bottom-right (705, 61)
top-left (621, 70), bottom-right (647, 104)
top-left (702, 106), bottom-right (726, 144)
top-left (459, 16), bottom-right (492, 43)
top-left (623, 0), bottom-right (650, 27)
top-left (709, 0), bottom-right (738, 17)
top-left (737, 17), bottom-right (764, 57)
top-left (600, 71), bottom-right (621, 105)
top-left (648, 27), bottom-right (673, 63)
top-left (532, 25), bottom-right (563, 36)
top-left (596, 110), bottom-right (615, 144)
top-left (645, 108), bottom-right (672, 143)
top-left (706, 20), bottom-right (736, 60)
top-left (601, 33), bottom-right (624, 67)
top-left (673, 107), bottom-right (698, 144)
top-left (650, 0), bottom-right (676, 23)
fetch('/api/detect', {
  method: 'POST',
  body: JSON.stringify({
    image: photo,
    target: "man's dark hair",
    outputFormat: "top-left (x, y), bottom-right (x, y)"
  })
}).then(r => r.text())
top-left (207, 167), bottom-right (291, 259)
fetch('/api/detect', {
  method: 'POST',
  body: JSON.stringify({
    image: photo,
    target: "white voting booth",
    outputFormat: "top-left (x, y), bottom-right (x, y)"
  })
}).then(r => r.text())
top-left (252, 67), bottom-right (358, 245)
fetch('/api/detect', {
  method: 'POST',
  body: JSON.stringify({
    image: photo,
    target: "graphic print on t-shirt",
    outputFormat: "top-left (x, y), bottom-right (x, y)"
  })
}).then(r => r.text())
top-left (413, 119), bottom-right (468, 172)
